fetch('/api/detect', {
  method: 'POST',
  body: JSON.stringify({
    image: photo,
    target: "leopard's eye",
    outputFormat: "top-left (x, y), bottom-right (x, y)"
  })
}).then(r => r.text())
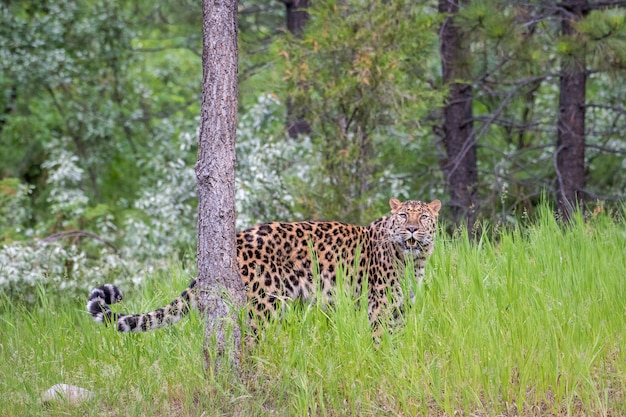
top-left (398, 213), bottom-right (408, 220)
top-left (420, 214), bottom-right (430, 221)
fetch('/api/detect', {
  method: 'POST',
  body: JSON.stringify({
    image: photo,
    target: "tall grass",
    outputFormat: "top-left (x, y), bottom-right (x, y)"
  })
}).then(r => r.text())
top-left (1, 207), bottom-right (624, 416)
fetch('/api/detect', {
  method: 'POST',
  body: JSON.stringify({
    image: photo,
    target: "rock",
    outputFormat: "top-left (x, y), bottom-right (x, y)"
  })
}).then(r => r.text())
top-left (41, 384), bottom-right (94, 406)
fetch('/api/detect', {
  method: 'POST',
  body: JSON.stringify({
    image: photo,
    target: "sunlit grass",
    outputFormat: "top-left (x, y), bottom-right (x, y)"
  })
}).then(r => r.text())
top-left (1, 206), bottom-right (625, 416)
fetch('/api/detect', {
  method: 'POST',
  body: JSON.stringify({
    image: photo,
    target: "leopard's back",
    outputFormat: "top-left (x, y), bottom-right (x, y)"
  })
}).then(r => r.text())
top-left (237, 221), bottom-right (370, 319)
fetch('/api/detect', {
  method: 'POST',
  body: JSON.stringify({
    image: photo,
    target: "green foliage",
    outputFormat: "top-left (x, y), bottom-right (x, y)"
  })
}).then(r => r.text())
top-left (1, 209), bottom-right (625, 415)
top-left (0, 0), bottom-right (201, 224)
top-left (275, 0), bottom-right (443, 223)
top-left (577, 8), bottom-right (626, 68)
top-left (0, 0), bottom-right (203, 298)
top-left (1, 0), bottom-right (136, 198)
top-left (0, 178), bottom-right (32, 241)
top-left (1, 0), bottom-right (626, 301)
top-left (450, 0), bottom-right (626, 222)
top-left (235, 94), bottom-right (309, 225)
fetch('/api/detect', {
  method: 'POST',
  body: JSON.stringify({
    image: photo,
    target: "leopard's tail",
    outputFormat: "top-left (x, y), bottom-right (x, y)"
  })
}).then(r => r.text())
top-left (86, 280), bottom-right (198, 332)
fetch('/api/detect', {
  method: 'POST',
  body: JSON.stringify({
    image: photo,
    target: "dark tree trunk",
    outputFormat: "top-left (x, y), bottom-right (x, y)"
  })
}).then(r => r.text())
top-left (284, 0), bottom-right (309, 35)
top-left (198, 0), bottom-right (246, 372)
top-left (0, 85), bottom-right (17, 137)
top-left (282, 0), bottom-right (311, 138)
top-left (438, 0), bottom-right (478, 228)
top-left (556, 0), bottom-right (588, 218)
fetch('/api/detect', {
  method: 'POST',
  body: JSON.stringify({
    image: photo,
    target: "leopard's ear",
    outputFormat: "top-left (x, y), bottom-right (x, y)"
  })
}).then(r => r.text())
top-left (389, 198), bottom-right (402, 212)
top-left (428, 199), bottom-right (442, 215)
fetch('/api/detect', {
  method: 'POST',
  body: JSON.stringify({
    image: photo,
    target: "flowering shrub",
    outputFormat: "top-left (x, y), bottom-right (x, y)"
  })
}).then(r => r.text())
top-left (235, 94), bottom-right (315, 227)
top-left (40, 139), bottom-right (90, 229)
top-left (0, 145), bottom-right (132, 299)
top-left (0, 178), bottom-right (33, 240)
top-left (0, 240), bottom-right (128, 302)
top-left (0, 93), bottom-right (430, 302)
top-left (121, 126), bottom-right (198, 262)
top-left (0, 126), bottom-right (198, 300)
top-left (0, 95), bottom-right (310, 302)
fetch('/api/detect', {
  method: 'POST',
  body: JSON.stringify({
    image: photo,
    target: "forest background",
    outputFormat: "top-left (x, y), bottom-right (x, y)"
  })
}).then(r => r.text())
top-left (1, 0), bottom-right (626, 299)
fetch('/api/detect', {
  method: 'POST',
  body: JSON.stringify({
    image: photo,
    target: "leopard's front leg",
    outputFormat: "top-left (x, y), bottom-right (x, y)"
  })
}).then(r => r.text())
top-left (367, 282), bottom-right (406, 342)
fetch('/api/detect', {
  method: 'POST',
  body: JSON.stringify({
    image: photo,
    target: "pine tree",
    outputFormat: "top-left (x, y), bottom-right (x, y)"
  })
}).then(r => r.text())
top-left (438, 0), bottom-right (479, 228)
top-left (444, 0), bottom-right (626, 220)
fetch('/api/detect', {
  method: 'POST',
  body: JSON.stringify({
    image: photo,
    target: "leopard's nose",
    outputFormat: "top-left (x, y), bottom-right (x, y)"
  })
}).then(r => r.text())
top-left (406, 226), bottom-right (418, 233)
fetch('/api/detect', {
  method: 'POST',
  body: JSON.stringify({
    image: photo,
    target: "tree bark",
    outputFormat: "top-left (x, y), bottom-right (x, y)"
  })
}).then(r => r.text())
top-left (198, 0), bottom-right (246, 373)
top-left (282, 0), bottom-right (311, 138)
top-left (284, 0), bottom-right (309, 36)
top-left (438, 0), bottom-right (478, 228)
top-left (556, 0), bottom-right (588, 218)
top-left (0, 85), bottom-right (17, 137)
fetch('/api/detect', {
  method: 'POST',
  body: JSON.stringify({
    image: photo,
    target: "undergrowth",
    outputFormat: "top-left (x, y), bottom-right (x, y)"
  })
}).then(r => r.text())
top-left (0, 207), bottom-right (625, 416)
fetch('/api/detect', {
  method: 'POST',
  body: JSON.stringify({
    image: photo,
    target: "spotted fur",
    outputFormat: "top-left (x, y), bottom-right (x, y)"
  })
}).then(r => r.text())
top-left (87, 198), bottom-right (441, 333)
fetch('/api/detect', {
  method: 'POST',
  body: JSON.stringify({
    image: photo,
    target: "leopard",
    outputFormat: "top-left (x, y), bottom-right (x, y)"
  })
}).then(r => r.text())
top-left (87, 198), bottom-right (441, 336)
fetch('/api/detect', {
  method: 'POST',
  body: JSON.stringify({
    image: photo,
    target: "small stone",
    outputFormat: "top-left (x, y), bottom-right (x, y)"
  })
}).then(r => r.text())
top-left (41, 384), bottom-right (94, 406)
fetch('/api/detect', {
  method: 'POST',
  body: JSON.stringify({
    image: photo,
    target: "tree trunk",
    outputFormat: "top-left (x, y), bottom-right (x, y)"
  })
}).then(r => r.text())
top-left (284, 0), bottom-right (309, 36)
top-left (283, 0), bottom-right (311, 138)
top-left (198, 0), bottom-right (246, 373)
top-left (556, 0), bottom-right (588, 218)
top-left (0, 85), bottom-right (17, 137)
top-left (438, 0), bottom-right (478, 228)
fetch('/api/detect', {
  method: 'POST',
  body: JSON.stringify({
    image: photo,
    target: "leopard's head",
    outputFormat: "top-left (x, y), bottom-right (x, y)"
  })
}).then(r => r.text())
top-left (387, 198), bottom-right (441, 257)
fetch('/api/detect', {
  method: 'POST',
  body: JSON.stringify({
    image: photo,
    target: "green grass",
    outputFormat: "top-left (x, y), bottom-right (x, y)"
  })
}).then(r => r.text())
top-left (1, 207), bottom-right (625, 416)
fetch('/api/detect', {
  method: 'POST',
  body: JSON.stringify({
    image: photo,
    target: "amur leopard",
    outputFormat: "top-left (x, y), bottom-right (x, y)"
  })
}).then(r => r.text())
top-left (87, 198), bottom-right (441, 334)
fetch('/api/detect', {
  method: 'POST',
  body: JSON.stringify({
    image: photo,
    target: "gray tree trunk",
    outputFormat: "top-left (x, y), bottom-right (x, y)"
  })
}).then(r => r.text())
top-left (197, 0), bottom-right (246, 373)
